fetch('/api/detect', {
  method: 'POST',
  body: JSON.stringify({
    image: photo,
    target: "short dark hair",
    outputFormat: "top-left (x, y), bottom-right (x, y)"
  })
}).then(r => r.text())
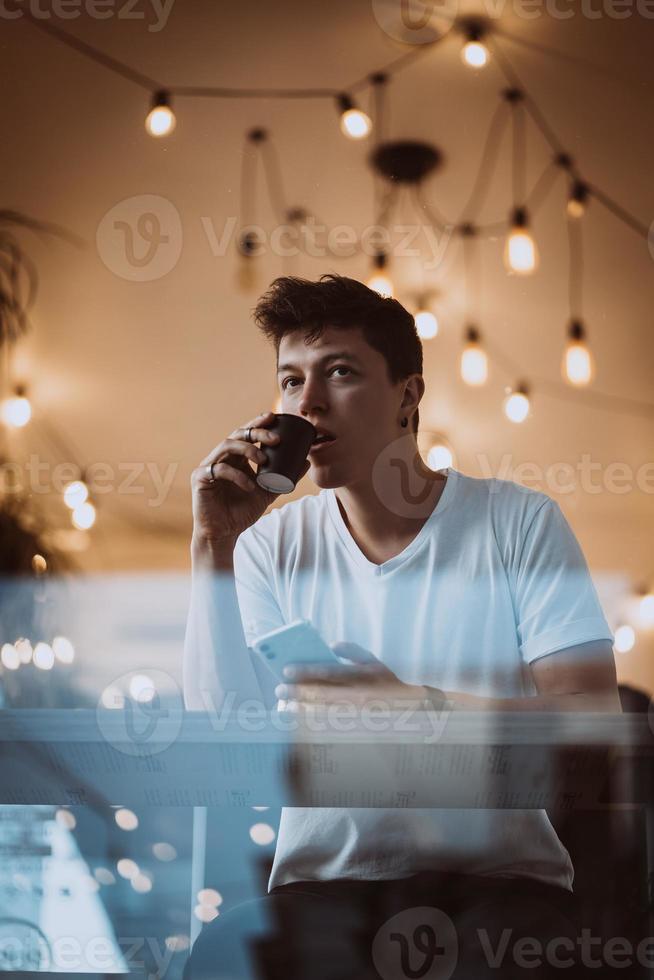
top-left (253, 275), bottom-right (423, 434)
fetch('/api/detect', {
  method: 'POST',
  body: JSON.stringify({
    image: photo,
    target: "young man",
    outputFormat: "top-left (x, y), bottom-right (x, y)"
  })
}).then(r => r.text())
top-left (184, 274), bottom-right (619, 978)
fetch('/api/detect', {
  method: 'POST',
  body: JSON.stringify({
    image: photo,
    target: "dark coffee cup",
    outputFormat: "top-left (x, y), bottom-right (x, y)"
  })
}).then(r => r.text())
top-left (256, 414), bottom-right (317, 494)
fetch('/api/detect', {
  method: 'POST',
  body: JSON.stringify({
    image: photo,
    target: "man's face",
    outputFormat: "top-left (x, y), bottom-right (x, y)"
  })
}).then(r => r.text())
top-left (277, 325), bottom-right (405, 489)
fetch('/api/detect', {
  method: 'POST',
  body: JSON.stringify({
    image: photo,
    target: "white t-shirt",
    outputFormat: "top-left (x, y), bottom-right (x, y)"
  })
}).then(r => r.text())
top-left (229, 468), bottom-right (613, 892)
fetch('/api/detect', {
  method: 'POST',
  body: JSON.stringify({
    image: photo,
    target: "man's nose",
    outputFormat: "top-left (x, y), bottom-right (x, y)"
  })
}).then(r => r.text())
top-left (297, 376), bottom-right (327, 416)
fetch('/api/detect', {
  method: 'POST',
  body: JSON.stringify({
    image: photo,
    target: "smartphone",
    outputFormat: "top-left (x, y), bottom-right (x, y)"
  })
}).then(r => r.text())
top-left (251, 619), bottom-right (341, 683)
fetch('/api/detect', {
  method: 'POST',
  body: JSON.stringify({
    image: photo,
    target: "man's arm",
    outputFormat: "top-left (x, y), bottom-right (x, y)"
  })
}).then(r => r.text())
top-left (432, 639), bottom-right (621, 712)
top-left (183, 535), bottom-right (266, 711)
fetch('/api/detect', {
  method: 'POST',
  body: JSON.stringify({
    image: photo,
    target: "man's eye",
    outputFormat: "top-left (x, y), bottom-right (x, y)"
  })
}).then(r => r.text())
top-left (282, 366), bottom-right (351, 390)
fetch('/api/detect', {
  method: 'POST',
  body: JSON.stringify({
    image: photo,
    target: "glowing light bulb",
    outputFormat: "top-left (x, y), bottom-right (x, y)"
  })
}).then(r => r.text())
top-left (503, 384), bottom-right (530, 424)
top-left (33, 642), bottom-right (55, 670)
top-left (427, 443), bottom-right (453, 471)
top-left (32, 554), bottom-right (47, 575)
top-left (129, 674), bottom-right (156, 703)
top-left (460, 327), bottom-right (488, 386)
top-left (52, 636), bottom-right (75, 664)
top-left (194, 905), bottom-right (218, 923)
top-left (197, 888), bottom-right (223, 908)
top-left (63, 480), bottom-right (89, 509)
top-left (14, 638), bottom-right (33, 664)
top-left (367, 273), bottom-right (394, 297)
top-left (1, 387), bottom-right (31, 428)
top-left (415, 310), bottom-right (439, 339)
top-left (131, 872), bottom-right (153, 894)
top-left (366, 252), bottom-right (393, 297)
top-left (567, 181), bottom-right (588, 220)
top-left (145, 90), bottom-right (176, 138)
top-left (55, 808), bottom-right (76, 830)
top-left (462, 39), bottom-right (489, 69)
top-left (1, 644), bottom-right (20, 670)
top-left (249, 823), bottom-right (276, 845)
top-left (153, 842), bottom-right (177, 862)
top-left (116, 858), bottom-right (139, 880)
top-left (614, 624), bottom-right (636, 654)
top-left (115, 808), bottom-right (139, 831)
top-left (504, 208), bottom-right (538, 274)
top-left (72, 501), bottom-right (96, 530)
top-left (336, 94), bottom-right (371, 140)
top-left (638, 593), bottom-right (654, 629)
top-left (562, 321), bottom-right (594, 386)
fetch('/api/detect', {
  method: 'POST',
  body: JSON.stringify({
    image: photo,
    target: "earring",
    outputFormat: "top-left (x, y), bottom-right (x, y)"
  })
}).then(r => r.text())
top-left (401, 417), bottom-right (408, 428)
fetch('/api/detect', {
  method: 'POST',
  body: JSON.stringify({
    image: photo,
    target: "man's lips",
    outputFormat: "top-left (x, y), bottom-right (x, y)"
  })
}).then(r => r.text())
top-left (309, 436), bottom-right (337, 455)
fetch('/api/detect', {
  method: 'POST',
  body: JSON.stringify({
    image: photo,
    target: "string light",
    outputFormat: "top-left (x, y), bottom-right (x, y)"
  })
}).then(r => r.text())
top-left (1, 644), bottom-right (20, 670)
top-left (63, 480), bottom-right (89, 509)
top-left (116, 858), bottom-right (139, 880)
top-left (14, 639), bottom-right (33, 664)
top-left (460, 327), bottom-right (488, 386)
top-left (567, 180), bottom-right (589, 219)
top-left (638, 591), bottom-right (654, 629)
top-left (129, 674), bottom-right (156, 703)
top-left (145, 90), bottom-right (176, 138)
top-left (461, 24), bottom-right (489, 69)
top-left (32, 554), bottom-right (47, 575)
top-left (33, 642), bottom-right (55, 670)
top-left (426, 441), bottom-right (454, 471)
top-left (336, 93), bottom-right (372, 140)
top-left (1, 385), bottom-right (32, 428)
top-left (249, 823), bottom-right (276, 845)
top-left (504, 208), bottom-right (538, 274)
top-left (614, 624), bottom-right (636, 653)
top-left (131, 872), bottom-right (153, 894)
top-left (414, 301), bottom-right (439, 339)
top-left (562, 320), bottom-right (594, 386)
top-left (503, 383), bottom-right (531, 423)
top-left (115, 808), bottom-right (139, 831)
top-left (52, 636), bottom-right (75, 664)
top-left (71, 500), bottom-right (96, 530)
top-left (366, 252), bottom-right (393, 297)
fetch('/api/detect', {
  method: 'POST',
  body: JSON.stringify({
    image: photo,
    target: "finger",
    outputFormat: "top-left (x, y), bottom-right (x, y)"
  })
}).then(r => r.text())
top-left (230, 425), bottom-right (281, 447)
top-left (198, 460), bottom-right (256, 493)
top-left (331, 642), bottom-right (379, 665)
top-left (198, 413), bottom-right (276, 467)
top-left (199, 438), bottom-right (267, 471)
top-left (282, 663), bottom-right (361, 682)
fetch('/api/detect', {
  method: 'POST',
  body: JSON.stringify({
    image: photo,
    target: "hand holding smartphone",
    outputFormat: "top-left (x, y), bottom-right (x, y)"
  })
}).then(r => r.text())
top-left (251, 620), bottom-right (342, 684)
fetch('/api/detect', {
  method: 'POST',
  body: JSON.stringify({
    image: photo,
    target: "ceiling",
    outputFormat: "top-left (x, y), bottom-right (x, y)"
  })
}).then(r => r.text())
top-left (1, 0), bottom-right (653, 684)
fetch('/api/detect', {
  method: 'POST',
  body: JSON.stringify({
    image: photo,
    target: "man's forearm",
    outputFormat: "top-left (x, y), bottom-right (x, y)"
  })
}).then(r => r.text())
top-left (427, 686), bottom-right (621, 712)
top-left (184, 534), bottom-right (263, 711)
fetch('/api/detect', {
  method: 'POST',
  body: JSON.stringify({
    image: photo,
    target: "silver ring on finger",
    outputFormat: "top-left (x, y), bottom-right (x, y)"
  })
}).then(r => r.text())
top-left (206, 462), bottom-right (217, 483)
top-left (244, 426), bottom-right (253, 443)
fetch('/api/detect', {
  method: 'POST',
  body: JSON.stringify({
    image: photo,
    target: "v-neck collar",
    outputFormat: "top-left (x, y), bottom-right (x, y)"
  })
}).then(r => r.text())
top-left (325, 468), bottom-right (458, 577)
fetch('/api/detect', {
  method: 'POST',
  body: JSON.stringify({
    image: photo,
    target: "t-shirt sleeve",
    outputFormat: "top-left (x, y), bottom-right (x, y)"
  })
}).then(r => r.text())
top-left (511, 499), bottom-right (614, 664)
top-left (233, 527), bottom-right (285, 646)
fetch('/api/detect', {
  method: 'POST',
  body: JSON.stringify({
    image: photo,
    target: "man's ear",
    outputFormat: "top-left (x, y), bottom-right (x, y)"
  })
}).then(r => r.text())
top-left (400, 374), bottom-right (425, 419)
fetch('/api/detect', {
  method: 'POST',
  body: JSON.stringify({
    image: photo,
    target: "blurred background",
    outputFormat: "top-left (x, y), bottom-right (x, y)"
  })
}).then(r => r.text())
top-left (0, 0), bottom-right (653, 973)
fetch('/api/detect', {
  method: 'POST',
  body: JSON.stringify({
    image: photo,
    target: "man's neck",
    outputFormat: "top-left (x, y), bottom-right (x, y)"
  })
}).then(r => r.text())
top-left (334, 457), bottom-right (448, 555)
